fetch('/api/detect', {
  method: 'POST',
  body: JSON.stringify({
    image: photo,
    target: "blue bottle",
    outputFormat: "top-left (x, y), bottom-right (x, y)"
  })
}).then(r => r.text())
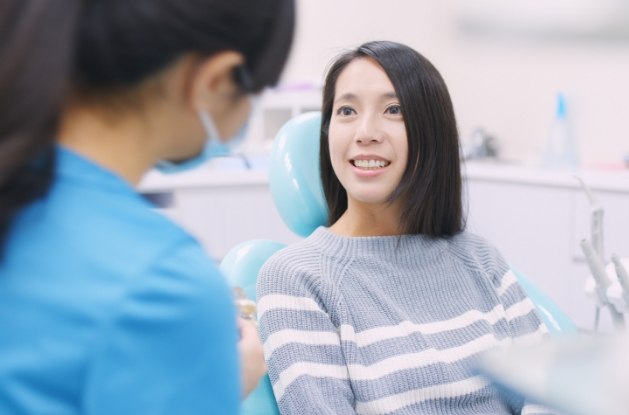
top-left (541, 93), bottom-right (579, 170)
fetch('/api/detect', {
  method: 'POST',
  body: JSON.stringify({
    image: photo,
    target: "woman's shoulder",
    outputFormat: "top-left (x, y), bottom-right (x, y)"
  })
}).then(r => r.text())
top-left (256, 230), bottom-right (334, 296)
top-left (446, 230), bottom-right (509, 277)
top-left (448, 230), bottom-right (500, 254)
top-left (259, 235), bottom-right (321, 278)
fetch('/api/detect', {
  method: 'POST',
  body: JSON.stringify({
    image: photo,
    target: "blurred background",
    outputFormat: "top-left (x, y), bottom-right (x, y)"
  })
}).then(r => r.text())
top-left (140, 0), bottom-right (629, 332)
top-left (278, 0), bottom-right (629, 167)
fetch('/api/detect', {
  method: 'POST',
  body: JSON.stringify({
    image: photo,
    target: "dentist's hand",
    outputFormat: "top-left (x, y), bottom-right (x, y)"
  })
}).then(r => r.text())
top-left (238, 317), bottom-right (266, 398)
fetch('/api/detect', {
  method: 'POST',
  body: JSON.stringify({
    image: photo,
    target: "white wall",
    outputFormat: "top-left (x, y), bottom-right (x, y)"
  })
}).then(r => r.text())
top-left (280, 0), bottom-right (629, 166)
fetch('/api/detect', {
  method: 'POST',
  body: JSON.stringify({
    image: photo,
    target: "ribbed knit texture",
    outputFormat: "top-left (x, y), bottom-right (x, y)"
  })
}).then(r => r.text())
top-left (257, 227), bottom-right (557, 415)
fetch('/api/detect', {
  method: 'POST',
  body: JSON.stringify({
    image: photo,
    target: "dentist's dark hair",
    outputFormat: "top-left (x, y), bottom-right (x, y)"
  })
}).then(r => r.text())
top-left (0, 0), bottom-right (295, 255)
top-left (320, 41), bottom-right (464, 237)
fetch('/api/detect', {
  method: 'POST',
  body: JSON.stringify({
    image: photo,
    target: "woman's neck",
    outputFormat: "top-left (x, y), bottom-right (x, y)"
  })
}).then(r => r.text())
top-left (57, 106), bottom-right (158, 186)
top-left (329, 202), bottom-right (404, 237)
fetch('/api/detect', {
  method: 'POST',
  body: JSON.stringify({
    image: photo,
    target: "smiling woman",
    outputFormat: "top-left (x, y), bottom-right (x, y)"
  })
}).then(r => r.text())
top-left (320, 41), bottom-right (463, 238)
top-left (326, 58), bottom-right (409, 230)
top-left (256, 41), bottom-right (560, 415)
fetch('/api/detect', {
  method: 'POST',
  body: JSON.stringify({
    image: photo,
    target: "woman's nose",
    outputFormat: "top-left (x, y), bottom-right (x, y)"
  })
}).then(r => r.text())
top-left (354, 114), bottom-right (384, 144)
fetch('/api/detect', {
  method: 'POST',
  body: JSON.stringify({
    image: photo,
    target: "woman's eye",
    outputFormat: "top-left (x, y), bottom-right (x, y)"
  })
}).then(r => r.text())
top-left (386, 104), bottom-right (402, 115)
top-left (336, 106), bottom-right (355, 116)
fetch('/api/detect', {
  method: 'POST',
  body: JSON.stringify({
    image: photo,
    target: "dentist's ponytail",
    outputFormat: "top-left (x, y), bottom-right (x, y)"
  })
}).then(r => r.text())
top-left (0, 1), bottom-right (81, 253)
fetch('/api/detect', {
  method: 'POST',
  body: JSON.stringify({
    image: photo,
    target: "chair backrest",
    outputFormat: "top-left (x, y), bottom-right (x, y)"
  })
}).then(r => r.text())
top-left (267, 111), bottom-right (326, 237)
top-left (220, 112), bottom-right (324, 415)
top-left (511, 268), bottom-right (577, 334)
top-left (220, 111), bottom-right (576, 414)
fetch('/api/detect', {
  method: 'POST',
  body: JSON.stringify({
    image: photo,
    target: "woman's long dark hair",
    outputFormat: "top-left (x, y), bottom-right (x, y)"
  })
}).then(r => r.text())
top-left (320, 41), bottom-right (464, 237)
top-left (0, 0), bottom-right (295, 254)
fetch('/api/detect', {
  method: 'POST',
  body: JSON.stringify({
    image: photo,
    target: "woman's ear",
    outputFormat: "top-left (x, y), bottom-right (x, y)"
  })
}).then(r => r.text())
top-left (188, 51), bottom-right (244, 112)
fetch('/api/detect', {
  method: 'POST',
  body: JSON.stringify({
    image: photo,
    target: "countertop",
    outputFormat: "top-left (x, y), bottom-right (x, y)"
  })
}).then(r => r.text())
top-left (138, 158), bottom-right (629, 194)
top-left (463, 160), bottom-right (629, 193)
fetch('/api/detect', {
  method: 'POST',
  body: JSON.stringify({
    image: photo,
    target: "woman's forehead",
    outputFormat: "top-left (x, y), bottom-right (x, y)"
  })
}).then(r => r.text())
top-left (334, 58), bottom-right (395, 99)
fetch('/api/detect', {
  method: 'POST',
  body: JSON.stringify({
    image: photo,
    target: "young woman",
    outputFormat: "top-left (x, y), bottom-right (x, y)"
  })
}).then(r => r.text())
top-left (257, 41), bottom-right (555, 414)
top-left (0, 1), bottom-right (293, 413)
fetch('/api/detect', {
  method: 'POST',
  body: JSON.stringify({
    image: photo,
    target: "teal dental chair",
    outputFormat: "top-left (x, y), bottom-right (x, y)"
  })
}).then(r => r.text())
top-left (220, 112), bottom-right (577, 415)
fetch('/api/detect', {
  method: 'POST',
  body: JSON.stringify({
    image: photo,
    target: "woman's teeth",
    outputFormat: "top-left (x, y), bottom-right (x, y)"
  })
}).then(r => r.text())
top-left (352, 159), bottom-right (389, 169)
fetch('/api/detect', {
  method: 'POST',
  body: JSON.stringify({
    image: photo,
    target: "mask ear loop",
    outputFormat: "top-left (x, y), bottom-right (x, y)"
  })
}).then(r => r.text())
top-left (197, 109), bottom-right (223, 142)
top-left (198, 65), bottom-right (254, 141)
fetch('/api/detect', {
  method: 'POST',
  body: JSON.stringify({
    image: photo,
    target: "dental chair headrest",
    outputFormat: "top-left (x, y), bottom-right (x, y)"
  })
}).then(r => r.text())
top-left (268, 111), bottom-right (328, 237)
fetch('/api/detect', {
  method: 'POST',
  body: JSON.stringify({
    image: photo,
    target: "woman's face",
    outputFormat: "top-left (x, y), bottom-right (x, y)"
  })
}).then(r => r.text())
top-left (328, 58), bottom-right (408, 210)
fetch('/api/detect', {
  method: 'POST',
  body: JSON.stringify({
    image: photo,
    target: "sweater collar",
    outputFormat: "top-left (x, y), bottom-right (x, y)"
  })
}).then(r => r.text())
top-left (308, 226), bottom-right (448, 261)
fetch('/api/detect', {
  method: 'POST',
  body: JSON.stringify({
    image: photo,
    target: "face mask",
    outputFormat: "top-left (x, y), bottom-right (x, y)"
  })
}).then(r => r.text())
top-left (155, 105), bottom-right (252, 174)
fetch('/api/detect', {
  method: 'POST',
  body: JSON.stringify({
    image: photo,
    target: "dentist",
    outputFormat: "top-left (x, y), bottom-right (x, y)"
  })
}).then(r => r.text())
top-left (0, 1), bottom-right (294, 414)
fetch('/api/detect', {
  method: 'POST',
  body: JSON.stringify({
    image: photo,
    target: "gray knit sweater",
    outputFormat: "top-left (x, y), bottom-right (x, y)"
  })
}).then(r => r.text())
top-left (257, 227), bottom-right (555, 415)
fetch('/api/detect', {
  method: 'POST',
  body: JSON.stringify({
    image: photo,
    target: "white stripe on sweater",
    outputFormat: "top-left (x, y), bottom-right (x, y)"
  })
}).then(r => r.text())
top-left (273, 333), bottom-right (509, 401)
top-left (505, 297), bottom-right (537, 321)
top-left (522, 403), bottom-right (557, 414)
top-left (262, 297), bottom-right (537, 357)
top-left (257, 294), bottom-right (324, 321)
top-left (342, 299), bottom-right (536, 348)
top-left (345, 334), bottom-right (509, 381)
top-left (273, 361), bottom-right (349, 401)
top-left (340, 305), bottom-right (506, 348)
top-left (355, 377), bottom-right (489, 415)
top-left (263, 329), bottom-right (341, 358)
top-left (497, 269), bottom-right (519, 297)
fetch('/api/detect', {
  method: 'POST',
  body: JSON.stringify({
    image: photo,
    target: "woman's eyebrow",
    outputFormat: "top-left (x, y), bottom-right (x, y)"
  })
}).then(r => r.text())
top-left (334, 92), bottom-right (357, 104)
top-left (334, 91), bottom-right (397, 104)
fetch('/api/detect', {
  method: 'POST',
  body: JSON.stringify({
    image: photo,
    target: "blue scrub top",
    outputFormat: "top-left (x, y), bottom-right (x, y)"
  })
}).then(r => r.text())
top-left (0, 147), bottom-right (241, 414)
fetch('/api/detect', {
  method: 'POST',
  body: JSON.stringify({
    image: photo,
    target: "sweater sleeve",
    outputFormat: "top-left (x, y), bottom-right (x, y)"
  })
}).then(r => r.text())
top-left (256, 251), bottom-right (356, 414)
top-left (83, 238), bottom-right (241, 415)
top-left (496, 269), bottom-right (563, 415)
top-left (496, 269), bottom-right (549, 344)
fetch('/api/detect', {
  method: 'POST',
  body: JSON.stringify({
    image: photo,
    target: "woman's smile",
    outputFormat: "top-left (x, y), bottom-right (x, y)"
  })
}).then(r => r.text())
top-left (350, 155), bottom-right (391, 177)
